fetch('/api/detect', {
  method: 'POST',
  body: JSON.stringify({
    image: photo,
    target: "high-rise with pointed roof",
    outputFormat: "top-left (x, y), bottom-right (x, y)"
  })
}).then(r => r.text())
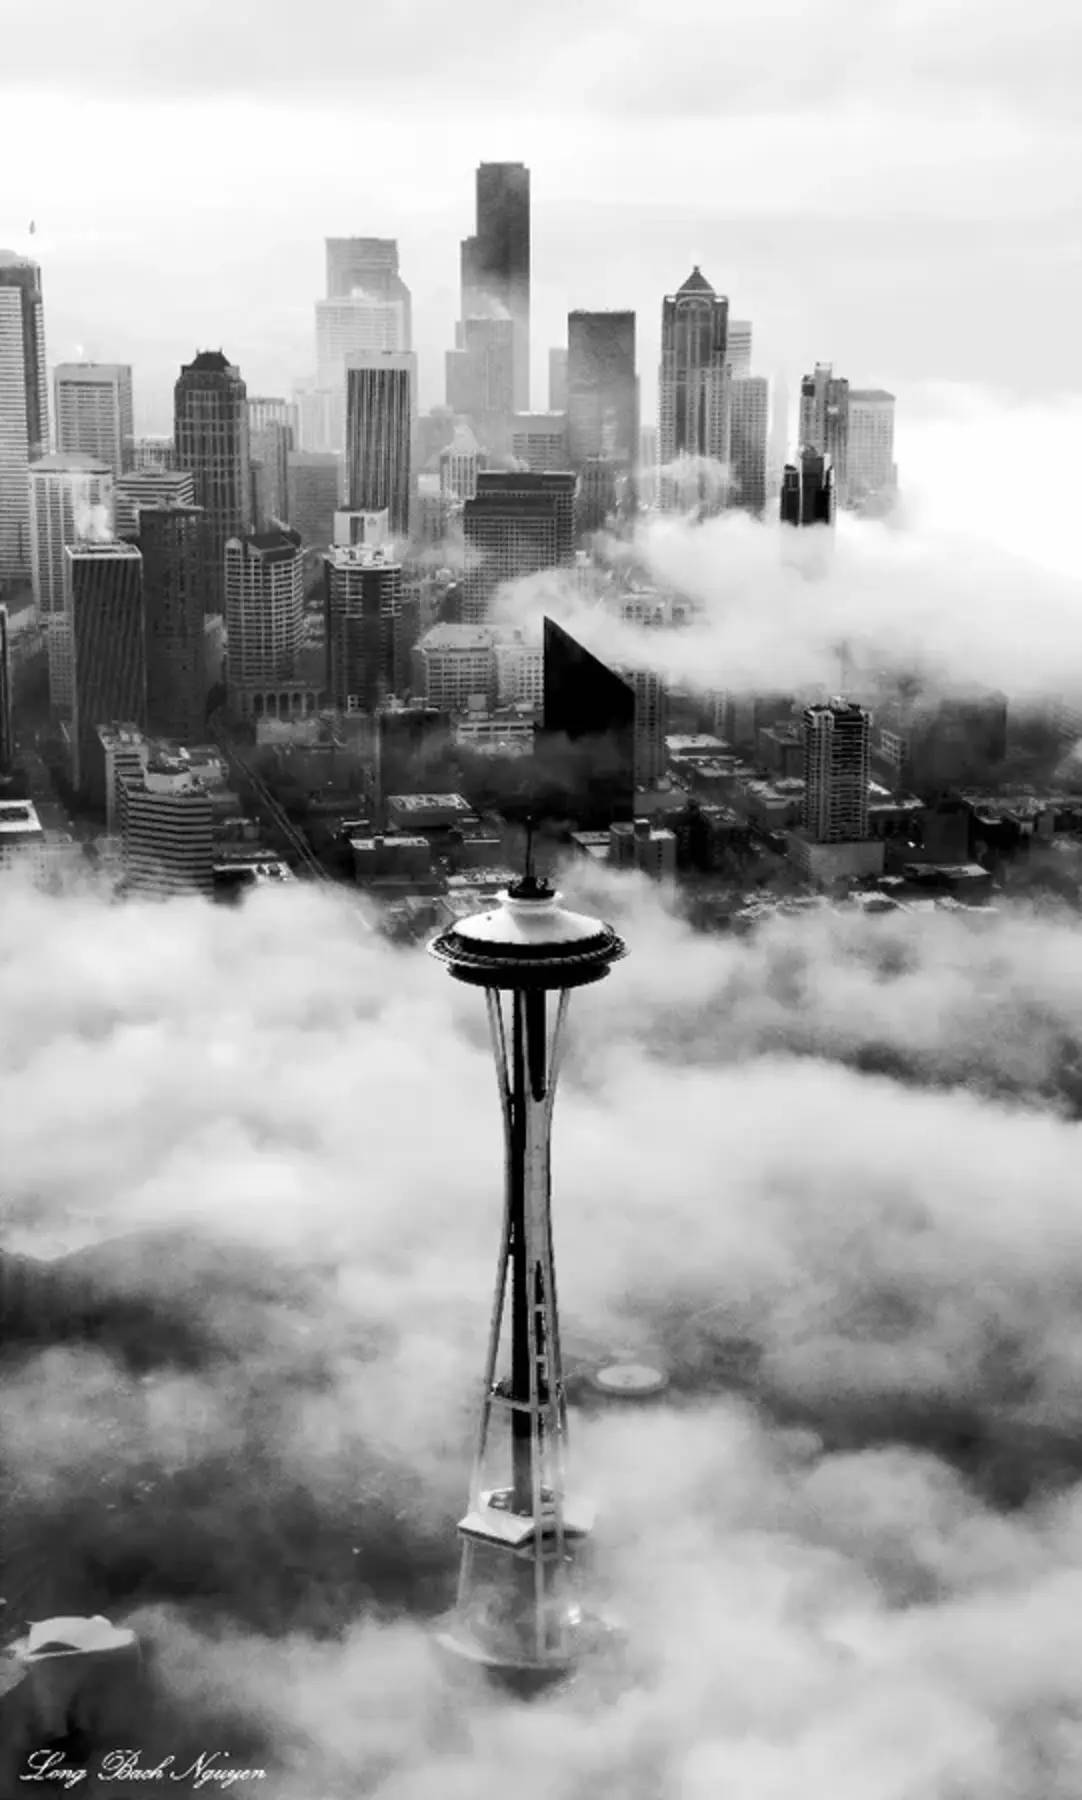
top-left (173, 350), bottom-right (251, 614)
top-left (658, 267), bottom-right (730, 514)
top-left (0, 251), bottom-right (48, 583)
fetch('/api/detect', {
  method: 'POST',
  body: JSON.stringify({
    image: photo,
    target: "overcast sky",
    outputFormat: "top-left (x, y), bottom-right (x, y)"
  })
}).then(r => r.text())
top-left (1, 0), bottom-right (1080, 429)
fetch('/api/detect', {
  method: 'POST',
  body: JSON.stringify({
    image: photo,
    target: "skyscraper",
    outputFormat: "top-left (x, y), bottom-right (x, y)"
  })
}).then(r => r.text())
top-left (541, 618), bottom-right (635, 825)
top-left (445, 316), bottom-right (515, 447)
top-left (728, 376), bottom-right (769, 514)
top-left (566, 311), bottom-right (638, 499)
top-left (780, 448), bottom-right (835, 527)
top-left (0, 604), bottom-right (13, 774)
top-left (287, 450), bottom-right (342, 548)
top-left (29, 453), bottom-right (114, 711)
top-left (53, 364), bottom-right (134, 479)
top-left (0, 251), bottom-right (48, 583)
top-left (802, 699), bottom-right (871, 842)
top-left (224, 527), bottom-right (304, 713)
top-left (249, 420), bottom-right (292, 528)
top-left (727, 321), bottom-right (753, 378)
top-left (460, 163), bottom-right (531, 412)
top-left (67, 542), bottom-right (146, 798)
top-left (173, 351), bottom-right (251, 612)
top-left (799, 364), bottom-right (850, 503)
top-left (324, 542), bottom-right (403, 713)
top-left (548, 347), bottom-right (568, 412)
top-left (325, 238), bottom-right (412, 347)
top-left (847, 390), bottom-right (897, 503)
top-left (439, 424), bottom-right (480, 502)
top-left (315, 296), bottom-right (410, 454)
top-left (658, 267), bottom-right (730, 513)
top-left (462, 472), bottom-right (575, 622)
top-left (139, 504), bottom-right (209, 742)
top-left (248, 396), bottom-right (299, 438)
top-left (345, 353), bottom-right (416, 538)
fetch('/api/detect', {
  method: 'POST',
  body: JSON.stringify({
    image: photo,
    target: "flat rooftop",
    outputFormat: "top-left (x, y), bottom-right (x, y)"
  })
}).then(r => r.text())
top-left (387, 793), bottom-right (472, 812)
top-left (0, 799), bottom-right (43, 837)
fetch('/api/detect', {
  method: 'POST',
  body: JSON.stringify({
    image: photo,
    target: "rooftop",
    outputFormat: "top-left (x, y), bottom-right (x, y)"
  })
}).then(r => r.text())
top-left (418, 624), bottom-right (495, 652)
top-left (182, 349), bottom-right (234, 375)
top-left (388, 792), bottom-right (472, 812)
top-left (0, 799), bottom-right (43, 837)
top-left (675, 265), bottom-right (716, 296)
top-left (30, 453), bottom-right (113, 475)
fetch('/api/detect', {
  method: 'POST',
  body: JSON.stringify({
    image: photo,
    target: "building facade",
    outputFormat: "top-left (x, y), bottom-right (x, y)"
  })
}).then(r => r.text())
top-left (224, 528), bottom-right (304, 701)
top-left (29, 453), bottom-right (114, 711)
top-left (287, 450), bottom-right (342, 548)
top-left (53, 363), bottom-right (134, 478)
top-left (847, 389), bottom-right (897, 503)
top-left (113, 469), bottom-right (196, 537)
top-left (802, 699), bottom-right (871, 842)
top-left (799, 364), bottom-right (850, 503)
top-left (120, 756), bottom-right (215, 897)
top-left (510, 413), bottom-right (568, 473)
top-left (140, 504), bottom-right (209, 742)
top-left (324, 238), bottom-right (412, 348)
top-left (658, 267), bottom-right (730, 514)
top-left (324, 542), bottom-right (403, 712)
top-left (780, 447), bottom-right (835, 528)
top-left (728, 376), bottom-right (769, 514)
top-left (345, 353), bottom-right (415, 539)
top-left (541, 617), bottom-right (635, 825)
top-left (173, 350), bottom-right (252, 613)
top-left (411, 623), bottom-right (496, 711)
top-left (461, 477), bottom-right (567, 623)
top-left (460, 163), bottom-right (530, 412)
top-left (566, 310), bottom-right (637, 492)
top-left (67, 543), bottom-right (146, 798)
top-left (0, 251), bottom-right (48, 582)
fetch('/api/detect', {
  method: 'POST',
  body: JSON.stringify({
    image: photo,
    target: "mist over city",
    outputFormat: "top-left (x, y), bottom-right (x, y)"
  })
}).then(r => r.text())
top-left (1, 1), bottom-right (1081, 1795)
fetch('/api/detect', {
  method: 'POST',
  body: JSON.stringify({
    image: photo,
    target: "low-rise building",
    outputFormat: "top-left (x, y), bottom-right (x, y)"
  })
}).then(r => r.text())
top-left (787, 830), bottom-right (886, 889)
top-left (386, 792), bottom-right (475, 832)
top-left (609, 817), bottom-right (678, 880)
top-left (351, 833), bottom-right (433, 883)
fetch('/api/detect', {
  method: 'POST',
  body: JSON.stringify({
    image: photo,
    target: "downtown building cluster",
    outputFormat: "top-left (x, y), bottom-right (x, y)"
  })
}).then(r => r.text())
top-left (3, 170), bottom-right (1055, 917)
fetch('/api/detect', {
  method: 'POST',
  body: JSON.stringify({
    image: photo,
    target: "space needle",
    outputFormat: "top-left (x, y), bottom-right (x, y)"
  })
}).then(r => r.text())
top-left (428, 835), bottom-right (626, 1692)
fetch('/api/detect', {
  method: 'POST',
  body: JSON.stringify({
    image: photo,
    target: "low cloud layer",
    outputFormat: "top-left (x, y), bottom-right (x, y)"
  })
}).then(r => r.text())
top-left (5, 870), bottom-right (1082, 1793)
top-left (494, 389), bottom-right (1082, 704)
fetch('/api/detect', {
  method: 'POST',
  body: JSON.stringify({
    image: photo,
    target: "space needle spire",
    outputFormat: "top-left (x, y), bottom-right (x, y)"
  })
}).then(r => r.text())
top-left (428, 828), bottom-right (626, 1692)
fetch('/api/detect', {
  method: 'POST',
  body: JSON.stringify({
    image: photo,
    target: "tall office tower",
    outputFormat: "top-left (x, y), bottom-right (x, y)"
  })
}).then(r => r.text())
top-left (460, 163), bottom-right (531, 412)
top-left (439, 424), bottom-right (480, 502)
top-left (224, 528), bottom-right (304, 701)
top-left (323, 542), bottom-right (403, 713)
top-left (325, 238), bottom-right (412, 347)
top-left (0, 251), bottom-right (48, 583)
top-left (658, 267), bottom-right (730, 514)
top-left (292, 378), bottom-right (340, 454)
top-left (67, 542), bottom-right (146, 798)
top-left (287, 450), bottom-right (342, 547)
top-left (462, 472), bottom-right (575, 623)
top-left (542, 618), bottom-right (635, 825)
top-left (54, 364), bottom-right (134, 478)
top-left (566, 311), bottom-right (638, 504)
top-left (548, 347), bottom-right (568, 412)
top-left (780, 444), bottom-right (836, 532)
top-left (248, 396), bottom-right (299, 438)
top-left (511, 413), bottom-right (569, 473)
top-left (316, 296), bottom-right (410, 454)
top-left (799, 363), bottom-right (850, 503)
top-left (767, 373), bottom-right (789, 494)
top-left (728, 376), bottom-right (769, 514)
top-left (445, 317), bottom-right (515, 450)
top-left (576, 459), bottom-right (620, 536)
top-left (0, 604), bottom-right (13, 773)
top-left (345, 353), bottom-right (415, 539)
top-left (847, 389), bottom-right (897, 502)
top-left (626, 668), bottom-right (667, 788)
top-left (173, 350), bottom-right (251, 613)
top-left (780, 447), bottom-right (835, 527)
top-left (131, 436), bottom-right (176, 471)
top-left (139, 504), bottom-right (209, 742)
top-left (638, 424), bottom-right (659, 509)
top-left (119, 755), bottom-right (215, 897)
top-left (249, 421), bottom-right (292, 527)
top-left (727, 322), bottom-right (752, 378)
top-left (29, 453), bottom-right (114, 711)
top-left (113, 469), bottom-right (196, 537)
top-left (802, 699), bottom-right (871, 842)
